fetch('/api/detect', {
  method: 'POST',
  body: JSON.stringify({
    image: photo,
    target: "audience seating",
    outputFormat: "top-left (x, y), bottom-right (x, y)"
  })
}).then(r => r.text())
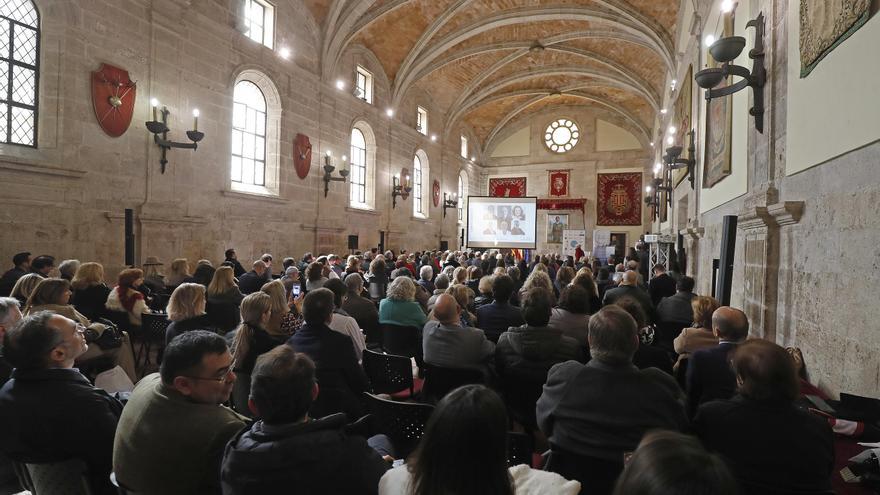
top-left (311, 368), bottom-right (365, 420)
top-left (138, 313), bottom-right (172, 370)
top-left (653, 321), bottom-right (687, 355)
top-left (362, 349), bottom-right (423, 400)
top-left (500, 371), bottom-right (546, 432)
top-left (381, 324), bottom-right (423, 369)
top-left (204, 301), bottom-right (240, 334)
top-left (20, 458), bottom-right (94, 495)
top-left (544, 446), bottom-right (623, 495)
top-left (231, 371), bottom-right (252, 418)
top-left (367, 281), bottom-right (386, 303)
top-left (421, 363), bottom-right (484, 403)
top-left (362, 392), bottom-right (434, 459)
top-left (507, 431), bottom-right (534, 467)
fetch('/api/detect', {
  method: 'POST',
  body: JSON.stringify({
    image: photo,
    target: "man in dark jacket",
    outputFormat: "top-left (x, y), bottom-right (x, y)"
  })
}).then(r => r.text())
top-left (647, 264), bottom-right (677, 307)
top-left (222, 345), bottom-right (389, 494)
top-left (476, 274), bottom-right (524, 342)
top-left (686, 306), bottom-right (749, 417)
top-left (423, 294), bottom-right (495, 371)
top-left (288, 289), bottom-right (369, 419)
top-left (602, 270), bottom-right (655, 323)
top-left (238, 260), bottom-right (268, 295)
top-left (0, 252), bottom-right (30, 297)
top-left (341, 273), bottom-right (379, 343)
top-left (656, 276), bottom-right (696, 326)
top-left (223, 248), bottom-right (246, 278)
top-left (0, 312), bottom-right (123, 495)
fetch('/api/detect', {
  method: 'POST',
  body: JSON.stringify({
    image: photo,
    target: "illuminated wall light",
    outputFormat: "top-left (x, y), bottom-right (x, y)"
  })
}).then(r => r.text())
top-left (646, 186), bottom-right (652, 193)
top-left (721, 0), bottom-right (734, 13)
top-left (666, 135), bottom-right (674, 145)
top-left (668, 125), bottom-right (677, 134)
top-left (385, 108), bottom-right (395, 117)
top-left (650, 142), bottom-right (655, 147)
top-left (278, 47), bottom-right (292, 60)
top-left (704, 34), bottom-right (716, 47)
top-left (660, 108), bottom-right (668, 114)
top-left (430, 134), bottom-right (437, 142)
top-left (335, 80), bottom-right (346, 90)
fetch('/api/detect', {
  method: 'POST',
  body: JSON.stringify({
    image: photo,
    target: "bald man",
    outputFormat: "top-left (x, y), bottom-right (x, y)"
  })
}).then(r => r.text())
top-left (422, 294), bottom-right (494, 370)
top-left (602, 271), bottom-right (655, 323)
top-left (685, 306), bottom-right (749, 418)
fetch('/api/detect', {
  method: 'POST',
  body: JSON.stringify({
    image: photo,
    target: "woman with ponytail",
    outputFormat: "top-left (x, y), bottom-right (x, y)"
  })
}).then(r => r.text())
top-left (231, 292), bottom-right (284, 375)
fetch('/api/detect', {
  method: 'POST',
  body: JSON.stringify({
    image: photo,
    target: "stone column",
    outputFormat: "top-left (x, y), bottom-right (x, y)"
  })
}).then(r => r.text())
top-left (736, 200), bottom-right (803, 342)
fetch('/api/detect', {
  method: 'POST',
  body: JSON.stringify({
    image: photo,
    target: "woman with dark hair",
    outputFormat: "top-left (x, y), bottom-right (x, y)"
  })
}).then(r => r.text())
top-left (614, 297), bottom-right (673, 375)
top-left (183, 263), bottom-right (216, 287)
top-left (378, 385), bottom-right (580, 495)
top-left (693, 339), bottom-right (834, 494)
top-left (549, 285), bottom-right (591, 345)
top-left (105, 268), bottom-right (149, 326)
top-left (305, 262), bottom-right (328, 292)
top-left (612, 430), bottom-right (737, 495)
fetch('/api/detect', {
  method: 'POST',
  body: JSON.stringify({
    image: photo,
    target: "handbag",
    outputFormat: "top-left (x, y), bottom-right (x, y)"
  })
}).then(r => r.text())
top-left (84, 318), bottom-right (124, 350)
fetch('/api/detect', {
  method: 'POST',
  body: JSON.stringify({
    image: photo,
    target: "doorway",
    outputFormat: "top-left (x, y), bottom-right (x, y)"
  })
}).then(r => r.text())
top-left (609, 232), bottom-right (627, 262)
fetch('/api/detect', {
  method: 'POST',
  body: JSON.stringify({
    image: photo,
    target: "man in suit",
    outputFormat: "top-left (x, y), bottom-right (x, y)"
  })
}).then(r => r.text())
top-left (647, 264), bottom-right (677, 307)
top-left (341, 273), bottom-right (379, 343)
top-left (0, 252), bottom-right (30, 297)
top-left (476, 275), bottom-right (524, 342)
top-left (423, 294), bottom-right (494, 370)
top-left (656, 276), bottom-right (696, 326)
top-left (603, 271), bottom-right (655, 323)
top-left (536, 305), bottom-right (687, 494)
top-left (238, 260), bottom-right (268, 295)
top-left (686, 306), bottom-right (749, 417)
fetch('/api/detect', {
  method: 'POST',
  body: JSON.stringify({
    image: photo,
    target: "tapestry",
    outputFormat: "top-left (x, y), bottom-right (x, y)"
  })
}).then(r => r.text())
top-left (672, 65), bottom-right (693, 187)
top-left (800, 0), bottom-right (873, 77)
top-left (548, 170), bottom-right (570, 197)
top-left (596, 172), bottom-right (642, 226)
top-left (489, 177), bottom-right (527, 197)
top-left (547, 214), bottom-right (569, 244)
top-left (703, 12), bottom-right (734, 188)
top-left (537, 198), bottom-right (585, 211)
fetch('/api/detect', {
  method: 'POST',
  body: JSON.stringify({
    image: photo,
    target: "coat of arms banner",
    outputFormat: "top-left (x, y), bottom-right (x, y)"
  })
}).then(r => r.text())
top-left (596, 172), bottom-right (642, 226)
top-left (488, 177), bottom-right (527, 197)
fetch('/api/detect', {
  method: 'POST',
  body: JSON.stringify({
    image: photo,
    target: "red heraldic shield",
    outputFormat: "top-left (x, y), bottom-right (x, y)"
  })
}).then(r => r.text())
top-left (91, 63), bottom-right (137, 137)
top-left (432, 179), bottom-right (441, 207)
top-left (294, 134), bottom-right (312, 179)
top-left (596, 172), bottom-right (642, 225)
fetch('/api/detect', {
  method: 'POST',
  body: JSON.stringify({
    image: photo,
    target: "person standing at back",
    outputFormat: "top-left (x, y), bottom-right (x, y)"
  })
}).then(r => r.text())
top-left (0, 252), bottom-right (31, 297)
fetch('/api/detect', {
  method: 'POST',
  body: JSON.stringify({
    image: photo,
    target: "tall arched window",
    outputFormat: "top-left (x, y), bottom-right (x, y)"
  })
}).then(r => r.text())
top-left (1, 0), bottom-right (40, 147)
top-left (458, 170), bottom-right (468, 223)
top-left (413, 150), bottom-right (429, 217)
top-left (230, 70), bottom-right (281, 196)
top-left (350, 121), bottom-right (376, 209)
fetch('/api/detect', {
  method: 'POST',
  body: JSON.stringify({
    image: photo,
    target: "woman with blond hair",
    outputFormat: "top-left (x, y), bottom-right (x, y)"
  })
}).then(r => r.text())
top-left (207, 266), bottom-right (244, 306)
top-left (231, 292), bottom-right (284, 375)
top-left (261, 279), bottom-right (304, 337)
top-left (451, 266), bottom-right (468, 286)
top-left (165, 258), bottom-right (190, 287)
top-left (70, 262), bottom-right (111, 321)
top-left (9, 273), bottom-right (42, 306)
top-left (164, 283), bottom-right (213, 345)
top-left (379, 276), bottom-right (427, 329)
top-left (519, 269), bottom-right (555, 304)
top-left (25, 277), bottom-right (137, 381)
top-left (443, 284), bottom-right (478, 327)
top-left (105, 268), bottom-right (149, 326)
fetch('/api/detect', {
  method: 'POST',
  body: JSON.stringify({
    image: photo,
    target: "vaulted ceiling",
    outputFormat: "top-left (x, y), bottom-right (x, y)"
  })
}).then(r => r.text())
top-left (307, 0), bottom-right (679, 152)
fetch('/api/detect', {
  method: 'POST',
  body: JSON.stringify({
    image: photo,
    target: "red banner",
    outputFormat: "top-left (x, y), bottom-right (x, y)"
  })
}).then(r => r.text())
top-left (489, 177), bottom-right (526, 197)
top-left (597, 172), bottom-right (642, 225)
top-left (549, 170), bottom-right (569, 197)
top-left (537, 199), bottom-right (585, 211)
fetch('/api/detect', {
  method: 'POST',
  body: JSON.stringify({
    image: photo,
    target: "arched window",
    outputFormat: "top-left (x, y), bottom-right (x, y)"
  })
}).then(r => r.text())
top-left (230, 70), bottom-right (281, 195)
top-left (458, 170), bottom-right (468, 223)
top-left (412, 150), bottom-right (429, 217)
top-left (350, 121), bottom-right (376, 209)
top-left (1, 0), bottom-right (40, 147)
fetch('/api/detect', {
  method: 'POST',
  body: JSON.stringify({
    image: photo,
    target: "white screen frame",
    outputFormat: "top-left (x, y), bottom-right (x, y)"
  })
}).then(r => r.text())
top-left (466, 196), bottom-right (538, 249)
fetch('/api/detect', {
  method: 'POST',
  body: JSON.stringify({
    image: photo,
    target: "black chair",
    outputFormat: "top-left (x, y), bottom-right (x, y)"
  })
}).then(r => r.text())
top-left (674, 357), bottom-right (689, 389)
top-left (544, 446), bottom-right (623, 495)
top-left (654, 320), bottom-right (688, 355)
top-left (381, 324), bottom-right (422, 364)
top-left (139, 313), bottom-right (171, 369)
top-left (23, 458), bottom-right (94, 495)
top-left (368, 281), bottom-right (386, 303)
top-left (363, 392), bottom-right (434, 458)
top-left (507, 431), bottom-right (534, 467)
top-left (205, 301), bottom-right (240, 334)
top-left (500, 371), bottom-right (546, 431)
top-left (421, 363), bottom-right (484, 403)
top-left (231, 371), bottom-right (253, 418)
top-left (362, 349), bottom-right (419, 399)
top-left (310, 368), bottom-right (364, 420)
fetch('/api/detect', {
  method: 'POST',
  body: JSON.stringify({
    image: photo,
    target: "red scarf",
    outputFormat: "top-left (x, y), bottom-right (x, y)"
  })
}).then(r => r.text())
top-left (116, 286), bottom-right (143, 313)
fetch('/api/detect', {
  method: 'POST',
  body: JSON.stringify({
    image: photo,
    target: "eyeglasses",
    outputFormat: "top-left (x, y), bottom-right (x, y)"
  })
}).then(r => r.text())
top-left (183, 361), bottom-right (236, 383)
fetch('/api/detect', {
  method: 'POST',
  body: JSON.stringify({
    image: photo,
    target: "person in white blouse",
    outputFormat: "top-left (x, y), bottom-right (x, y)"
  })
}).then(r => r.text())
top-left (323, 278), bottom-right (366, 361)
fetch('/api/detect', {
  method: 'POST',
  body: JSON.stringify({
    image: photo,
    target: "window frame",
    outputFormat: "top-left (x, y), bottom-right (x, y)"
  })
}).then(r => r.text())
top-left (0, 0), bottom-right (41, 148)
top-left (355, 66), bottom-right (373, 105)
top-left (349, 127), bottom-right (367, 207)
top-left (412, 154), bottom-right (423, 216)
top-left (460, 135), bottom-right (468, 158)
top-left (229, 70), bottom-right (281, 197)
top-left (243, 0), bottom-right (274, 49)
top-left (458, 170), bottom-right (468, 223)
top-left (416, 106), bottom-right (427, 135)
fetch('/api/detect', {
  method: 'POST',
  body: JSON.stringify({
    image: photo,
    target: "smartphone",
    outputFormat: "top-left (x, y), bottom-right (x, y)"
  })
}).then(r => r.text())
top-left (292, 285), bottom-right (301, 297)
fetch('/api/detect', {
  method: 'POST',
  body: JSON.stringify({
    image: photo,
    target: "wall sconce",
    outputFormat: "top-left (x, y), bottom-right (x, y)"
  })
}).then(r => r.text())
top-left (694, 13), bottom-right (766, 132)
top-left (664, 129), bottom-right (696, 189)
top-left (442, 192), bottom-right (458, 218)
top-left (391, 172), bottom-right (411, 209)
top-left (645, 188), bottom-right (659, 221)
top-left (322, 151), bottom-right (349, 197)
top-left (145, 99), bottom-right (204, 174)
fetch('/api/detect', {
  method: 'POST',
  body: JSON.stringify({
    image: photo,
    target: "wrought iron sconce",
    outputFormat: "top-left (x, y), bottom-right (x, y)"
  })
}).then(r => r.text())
top-left (145, 99), bottom-right (204, 174)
top-left (391, 173), bottom-right (411, 209)
top-left (322, 151), bottom-right (349, 197)
top-left (664, 129), bottom-right (696, 189)
top-left (694, 13), bottom-right (766, 132)
top-left (442, 192), bottom-right (458, 218)
top-left (645, 187), bottom-right (659, 221)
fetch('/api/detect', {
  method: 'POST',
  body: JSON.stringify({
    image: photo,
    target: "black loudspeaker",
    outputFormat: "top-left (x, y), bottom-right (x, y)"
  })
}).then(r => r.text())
top-left (378, 231), bottom-right (385, 255)
top-left (460, 228), bottom-right (465, 249)
top-left (716, 215), bottom-right (737, 306)
top-left (348, 235), bottom-right (359, 250)
top-left (124, 208), bottom-right (135, 267)
top-left (439, 240), bottom-right (449, 251)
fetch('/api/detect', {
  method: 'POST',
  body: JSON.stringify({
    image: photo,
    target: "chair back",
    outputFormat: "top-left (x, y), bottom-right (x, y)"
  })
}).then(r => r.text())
top-left (422, 363), bottom-right (484, 403)
top-left (381, 324), bottom-right (421, 358)
top-left (205, 301), bottom-right (240, 333)
top-left (507, 431), bottom-right (534, 467)
top-left (653, 320), bottom-right (688, 354)
top-left (309, 368), bottom-right (364, 420)
top-left (25, 458), bottom-right (93, 495)
top-left (368, 281), bottom-right (386, 301)
top-left (140, 313), bottom-right (170, 342)
top-left (232, 371), bottom-right (253, 418)
top-left (362, 349), bottom-right (414, 395)
top-left (103, 310), bottom-right (133, 333)
top-left (363, 392), bottom-right (434, 458)
top-left (500, 370), bottom-right (546, 431)
top-left (545, 446), bottom-right (622, 495)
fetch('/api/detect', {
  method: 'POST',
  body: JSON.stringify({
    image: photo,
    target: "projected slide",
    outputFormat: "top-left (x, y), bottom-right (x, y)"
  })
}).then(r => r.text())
top-left (467, 196), bottom-right (537, 249)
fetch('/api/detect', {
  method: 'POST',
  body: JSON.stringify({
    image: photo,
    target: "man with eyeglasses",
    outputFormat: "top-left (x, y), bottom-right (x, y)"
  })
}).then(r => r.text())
top-left (113, 330), bottom-right (248, 494)
top-left (0, 311), bottom-right (123, 495)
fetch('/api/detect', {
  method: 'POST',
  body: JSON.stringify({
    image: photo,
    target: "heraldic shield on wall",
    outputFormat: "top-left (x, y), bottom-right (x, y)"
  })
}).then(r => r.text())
top-left (596, 172), bottom-right (642, 226)
top-left (91, 63), bottom-right (137, 137)
top-left (294, 133), bottom-right (312, 179)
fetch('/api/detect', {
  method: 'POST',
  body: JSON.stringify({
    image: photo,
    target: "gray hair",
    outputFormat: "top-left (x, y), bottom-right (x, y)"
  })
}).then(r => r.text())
top-left (344, 272), bottom-right (364, 292)
top-left (386, 276), bottom-right (417, 301)
top-left (58, 259), bottom-right (81, 279)
top-left (434, 273), bottom-right (450, 291)
top-left (0, 297), bottom-right (21, 325)
top-left (506, 266), bottom-right (520, 281)
top-left (3, 311), bottom-right (63, 371)
top-left (419, 264), bottom-right (433, 281)
top-left (522, 270), bottom-right (553, 293)
top-left (588, 306), bottom-right (638, 364)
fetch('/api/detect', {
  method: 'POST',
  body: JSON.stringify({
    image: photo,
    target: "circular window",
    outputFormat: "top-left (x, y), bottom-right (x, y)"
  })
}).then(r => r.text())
top-left (544, 119), bottom-right (579, 153)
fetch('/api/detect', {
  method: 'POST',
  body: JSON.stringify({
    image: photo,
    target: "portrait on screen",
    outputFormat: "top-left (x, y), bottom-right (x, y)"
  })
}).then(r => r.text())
top-left (547, 214), bottom-right (568, 243)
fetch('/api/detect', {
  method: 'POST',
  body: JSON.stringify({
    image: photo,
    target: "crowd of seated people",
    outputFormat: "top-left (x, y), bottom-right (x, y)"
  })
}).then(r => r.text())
top-left (0, 246), bottom-right (848, 495)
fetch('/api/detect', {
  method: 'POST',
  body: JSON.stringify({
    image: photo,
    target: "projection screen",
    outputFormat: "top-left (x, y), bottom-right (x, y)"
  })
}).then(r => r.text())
top-left (466, 196), bottom-right (537, 249)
